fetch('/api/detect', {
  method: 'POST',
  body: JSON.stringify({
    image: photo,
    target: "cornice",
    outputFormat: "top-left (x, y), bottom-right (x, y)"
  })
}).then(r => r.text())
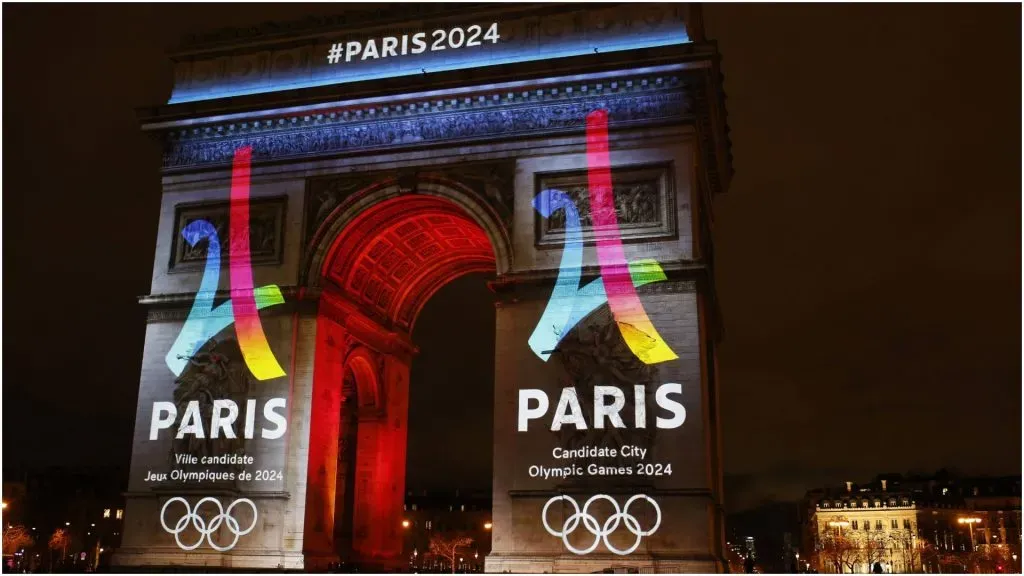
top-left (157, 69), bottom-right (693, 172)
top-left (489, 263), bottom-right (705, 304)
top-left (141, 286), bottom-right (319, 323)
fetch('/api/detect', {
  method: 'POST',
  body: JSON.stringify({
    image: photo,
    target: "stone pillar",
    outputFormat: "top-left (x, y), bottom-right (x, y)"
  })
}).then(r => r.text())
top-left (302, 313), bottom-right (346, 569)
top-left (485, 279), bottom-right (721, 573)
top-left (348, 348), bottom-right (412, 569)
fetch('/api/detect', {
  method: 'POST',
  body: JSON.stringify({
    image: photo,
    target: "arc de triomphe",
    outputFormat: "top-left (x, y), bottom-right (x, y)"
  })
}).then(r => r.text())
top-left (115, 3), bottom-right (732, 573)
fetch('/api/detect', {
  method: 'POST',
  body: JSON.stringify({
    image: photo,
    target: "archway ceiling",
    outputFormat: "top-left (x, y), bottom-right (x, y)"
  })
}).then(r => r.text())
top-left (324, 195), bottom-right (495, 331)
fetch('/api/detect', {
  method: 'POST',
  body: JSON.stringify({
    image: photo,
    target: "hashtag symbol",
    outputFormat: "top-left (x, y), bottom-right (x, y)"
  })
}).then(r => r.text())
top-left (327, 43), bottom-right (344, 64)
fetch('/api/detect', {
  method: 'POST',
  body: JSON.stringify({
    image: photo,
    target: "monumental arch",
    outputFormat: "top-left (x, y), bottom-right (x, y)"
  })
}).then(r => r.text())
top-left (117, 3), bottom-right (733, 573)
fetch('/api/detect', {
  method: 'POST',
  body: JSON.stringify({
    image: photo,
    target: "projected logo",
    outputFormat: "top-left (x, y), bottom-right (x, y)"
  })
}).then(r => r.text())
top-left (160, 496), bottom-right (258, 551)
top-left (529, 109), bottom-right (678, 365)
top-left (542, 494), bottom-right (662, 555)
top-left (165, 146), bottom-right (286, 381)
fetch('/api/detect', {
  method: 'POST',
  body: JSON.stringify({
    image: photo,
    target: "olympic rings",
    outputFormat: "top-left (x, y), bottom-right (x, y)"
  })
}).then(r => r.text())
top-left (541, 494), bottom-right (661, 555)
top-left (160, 496), bottom-right (258, 551)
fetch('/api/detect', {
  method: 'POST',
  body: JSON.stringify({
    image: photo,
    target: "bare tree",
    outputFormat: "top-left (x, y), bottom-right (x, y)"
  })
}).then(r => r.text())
top-left (428, 533), bottom-right (474, 574)
top-left (863, 533), bottom-right (888, 572)
top-left (49, 528), bottom-right (70, 571)
top-left (889, 531), bottom-right (925, 573)
top-left (819, 527), bottom-right (858, 574)
top-left (2, 525), bottom-right (34, 555)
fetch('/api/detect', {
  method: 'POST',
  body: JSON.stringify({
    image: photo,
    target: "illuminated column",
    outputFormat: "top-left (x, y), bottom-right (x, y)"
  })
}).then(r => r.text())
top-left (377, 355), bottom-right (411, 565)
top-left (302, 313), bottom-right (347, 567)
top-left (352, 355), bottom-right (411, 567)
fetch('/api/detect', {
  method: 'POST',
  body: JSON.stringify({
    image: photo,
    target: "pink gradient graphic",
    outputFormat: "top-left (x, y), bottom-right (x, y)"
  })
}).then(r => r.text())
top-left (229, 146), bottom-right (286, 380)
top-left (585, 109), bottom-right (678, 364)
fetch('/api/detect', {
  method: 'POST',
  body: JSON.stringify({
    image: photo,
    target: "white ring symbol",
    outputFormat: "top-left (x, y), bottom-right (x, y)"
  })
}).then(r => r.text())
top-left (160, 497), bottom-right (258, 551)
top-left (541, 494), bottom-right (661, 555)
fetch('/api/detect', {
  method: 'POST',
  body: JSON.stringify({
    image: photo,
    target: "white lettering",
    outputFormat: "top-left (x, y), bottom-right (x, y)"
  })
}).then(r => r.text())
top-left (593, 386), bottom-right (626, 429)
top-left (176, 401), bottom-right (205, 439)
top-left (410, 32), bottom-right (427, 54)
top-left (634, 385), bottom-right (647, 428)
top-left (148, 398), bottom-right (288, 440)
top-left (328, 24), bottom-right (500, 66)
top-left (517, 389), bottom-right (549, 432)
top-left (210, 399), bottom-right (238, 439)
top-left (150, 402), bottom-right (176, 440)
top-left (382, 36), bottom-right (398, 58)
top-left (655, 383), bottom-right (686, 429)
top-left (517, 383), bottom-right (686, 431)
top-left (245, 398), bottom-right (257, 439)
top-left (262, 398), bottom-right (288, 439)
top-left (362, 38), bottom-right (379, 60)
top-left (345, 41), bottom-right (362, 62)
top-left (551, 388), bottom-right (586, 431)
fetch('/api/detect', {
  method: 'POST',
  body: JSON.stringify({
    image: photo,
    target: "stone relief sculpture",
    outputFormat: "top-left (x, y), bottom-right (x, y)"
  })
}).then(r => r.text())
top-left (164, 88), bottom-right (686, 170)
top-left (545, 181), bottom-right (661, 232)
top-left (552, 308), bottom-right (658, 486)
top-left (173, 199), bottom-right (284, 269)
top-left (167, 338), bottom-right (252, 485)
top-left (536, 163), bottom-right (676, 246)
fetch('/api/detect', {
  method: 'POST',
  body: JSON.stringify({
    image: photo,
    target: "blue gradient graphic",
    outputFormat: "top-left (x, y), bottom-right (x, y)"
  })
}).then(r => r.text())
top-left (170, 23), bottom-right (689, 103)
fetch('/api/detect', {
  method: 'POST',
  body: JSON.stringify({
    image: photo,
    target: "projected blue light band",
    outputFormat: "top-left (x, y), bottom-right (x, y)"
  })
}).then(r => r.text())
top-left (169, 24), bottom-right (689, 103)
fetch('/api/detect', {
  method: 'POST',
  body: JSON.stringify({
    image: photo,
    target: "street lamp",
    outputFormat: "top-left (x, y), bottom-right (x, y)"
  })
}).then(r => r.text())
top-left (402, 519), bottom-right (410, 529)
top-left (484, 522), bottom-right (492, 530)
top-left (957, 517), bottom-right (982, 551)
top-left (828, 520), bottom-right (851, 538)
top-left (1, 501), bottom-right (7, 510)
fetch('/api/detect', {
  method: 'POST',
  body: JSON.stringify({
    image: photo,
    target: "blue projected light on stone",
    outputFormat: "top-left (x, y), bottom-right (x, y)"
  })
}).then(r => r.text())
top-left (168, 11), bottom-right (691, 104)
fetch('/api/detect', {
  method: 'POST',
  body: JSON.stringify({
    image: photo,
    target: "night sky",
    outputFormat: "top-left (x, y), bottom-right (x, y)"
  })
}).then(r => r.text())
top-left (3, 4), bottom-right (1020, 511)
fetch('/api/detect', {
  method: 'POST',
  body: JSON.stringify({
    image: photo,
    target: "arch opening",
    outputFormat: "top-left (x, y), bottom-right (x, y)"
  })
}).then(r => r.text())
top-left (322, 194), bottom-right (498, 333)
top-left (305, 189), bottom-right (500, 570)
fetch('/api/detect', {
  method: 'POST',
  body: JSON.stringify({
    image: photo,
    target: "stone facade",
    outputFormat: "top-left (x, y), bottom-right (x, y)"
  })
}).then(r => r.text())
top-left (117, 3), bottom-right (732, 573)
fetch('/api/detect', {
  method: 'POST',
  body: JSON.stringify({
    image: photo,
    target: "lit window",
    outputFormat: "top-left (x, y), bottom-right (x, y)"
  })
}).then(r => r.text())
top-left (103, 509), bottom-right (110, 518)
top-left (460, 505), bottom-right (465, 512)
top-left (116, 509), bottom-right (123, 520)
top-left (862, 501), bottom-right (868, 508)
top-left (874, 501), bottom-right (881, 508)
top-left (425, 520), bottom-right (432, 530)
top-left (412, 504), bottom-right (417, 511)
top-left (942, 488), bottom-right (949, 496)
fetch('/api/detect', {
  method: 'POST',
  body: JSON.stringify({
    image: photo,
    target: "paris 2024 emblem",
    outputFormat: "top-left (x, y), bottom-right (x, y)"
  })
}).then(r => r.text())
top-left (529, 110), bottom-right (679, 554)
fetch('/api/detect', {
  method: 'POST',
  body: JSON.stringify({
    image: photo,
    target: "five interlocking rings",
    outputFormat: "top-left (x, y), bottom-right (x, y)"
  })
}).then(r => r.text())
top-left (160, 497), bottom-right (258, 552)
top-left (541, 494), bottom-right (662, 555)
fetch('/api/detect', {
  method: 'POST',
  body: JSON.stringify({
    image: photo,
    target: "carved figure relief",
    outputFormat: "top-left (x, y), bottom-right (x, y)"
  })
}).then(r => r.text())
top-left (163, 88), bottom-right (687, 170)
top-left (171, 197), bottom-right (285, 271)
top-left (535, 163), bottom-right (676, 247)
top-left (167, 338), bottom-right (252, 487)
top-left (552, 307), bottom-right (658, 487)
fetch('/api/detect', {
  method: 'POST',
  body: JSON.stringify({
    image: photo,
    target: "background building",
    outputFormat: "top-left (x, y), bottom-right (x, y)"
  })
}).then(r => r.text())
top-left (802, 473), bottom-right (1021, 574)
top-left (399, 489), bottom-right (492, 573)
